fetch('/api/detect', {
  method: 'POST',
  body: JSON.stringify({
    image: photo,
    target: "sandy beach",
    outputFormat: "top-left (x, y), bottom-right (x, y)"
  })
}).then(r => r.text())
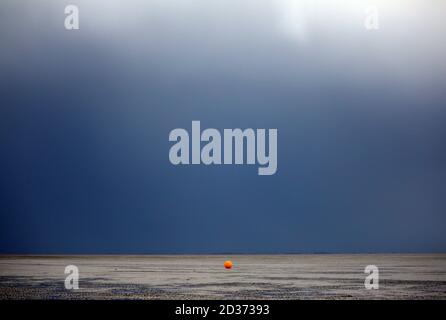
top-left (1, 254), bottom-right (445, 299)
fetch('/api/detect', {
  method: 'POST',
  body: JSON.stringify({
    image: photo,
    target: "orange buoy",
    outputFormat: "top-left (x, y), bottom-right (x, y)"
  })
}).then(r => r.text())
top-left (224, 260), bottom-right (233, 269)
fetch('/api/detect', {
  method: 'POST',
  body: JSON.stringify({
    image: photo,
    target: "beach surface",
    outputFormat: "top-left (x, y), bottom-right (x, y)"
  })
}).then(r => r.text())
top-left (1, 254), bottom-right (445, 299)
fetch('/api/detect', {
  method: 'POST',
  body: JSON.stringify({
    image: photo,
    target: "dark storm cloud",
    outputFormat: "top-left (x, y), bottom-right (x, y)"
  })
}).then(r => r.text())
top-left (0, 0), bottom-right (445, 253)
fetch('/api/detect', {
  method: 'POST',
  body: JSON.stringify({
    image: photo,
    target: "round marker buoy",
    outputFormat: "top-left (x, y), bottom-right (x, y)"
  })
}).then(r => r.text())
top-left (224, 260), bottom-right (233, 269)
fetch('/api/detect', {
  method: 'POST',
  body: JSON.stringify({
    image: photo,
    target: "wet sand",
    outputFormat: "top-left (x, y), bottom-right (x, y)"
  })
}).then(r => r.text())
top-left (1, 254), bottom-right (445, 299)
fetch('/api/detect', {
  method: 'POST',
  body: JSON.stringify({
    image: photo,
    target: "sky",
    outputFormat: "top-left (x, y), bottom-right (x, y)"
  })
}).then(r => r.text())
top-left (0, 0), bottom-right (445, 253)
